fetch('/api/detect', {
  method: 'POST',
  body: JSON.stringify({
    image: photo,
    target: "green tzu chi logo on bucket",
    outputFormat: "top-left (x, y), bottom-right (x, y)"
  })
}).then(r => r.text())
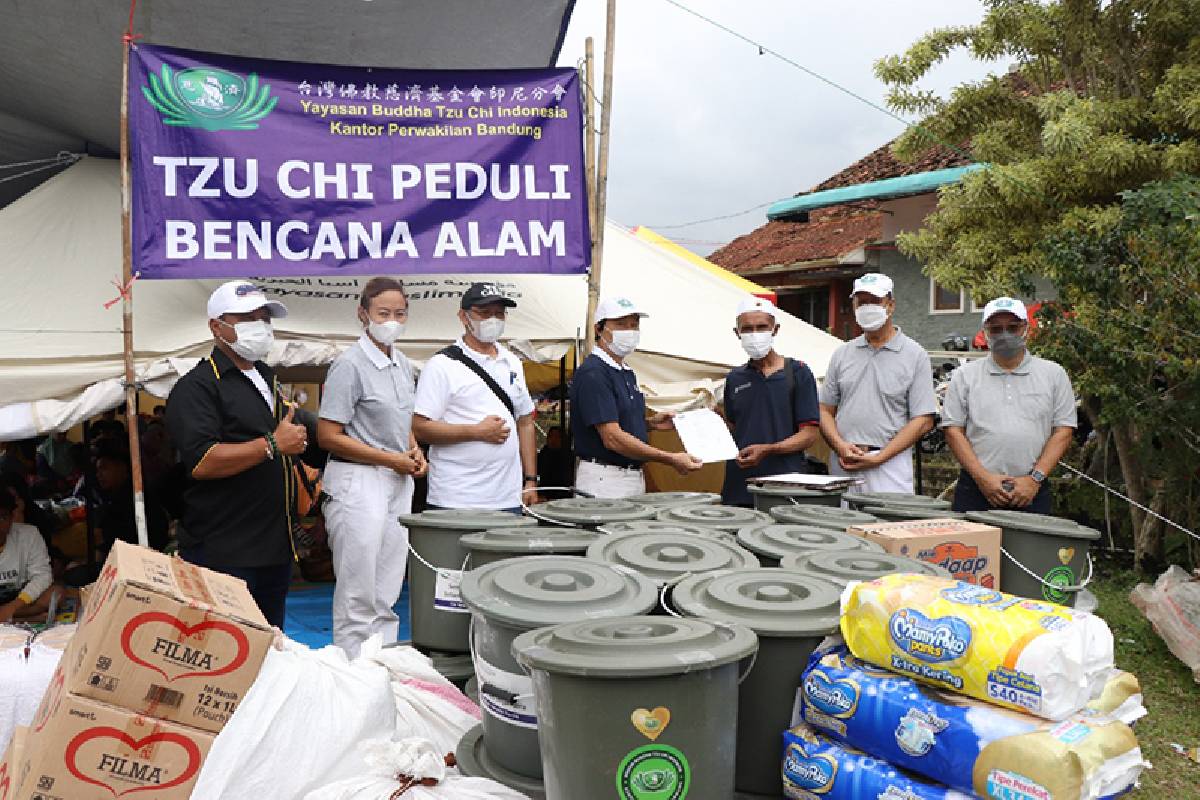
top-left (142, 64), bottom-right (277, 130)
top-left (617, 744), bottom-right (691, 800)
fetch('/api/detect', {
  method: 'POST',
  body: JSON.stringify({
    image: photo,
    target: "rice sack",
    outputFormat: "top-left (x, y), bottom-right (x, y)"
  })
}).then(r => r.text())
top-left (840, 576), bottom-right (1114, 720)
top-left (799, 642), bottom-right (1145, 800)
top-left (782, 724), bottom-right (973, 800)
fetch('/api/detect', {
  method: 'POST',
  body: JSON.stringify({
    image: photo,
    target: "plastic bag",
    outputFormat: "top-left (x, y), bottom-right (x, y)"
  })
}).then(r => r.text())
top-left (303, 737), bottom-right (529, 800)
top-left (0, 638), bottom-right (64, 753)
top-left (360, 640), bottom-right (481, 755)
top-left (190, 636), bottom-right (397, 800)
top-left (798, 641), bottom-right (1145, 800)
top-left (840, 575), bottom-right (1114, 720)
top-left (783, 724), bottom-right (973, 800)
top-left (1130, 565), bottom-right (1200, 683)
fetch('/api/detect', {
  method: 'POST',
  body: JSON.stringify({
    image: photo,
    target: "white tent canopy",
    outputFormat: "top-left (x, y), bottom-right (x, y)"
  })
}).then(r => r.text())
top-left (0, 158), bottom-right (843, 439)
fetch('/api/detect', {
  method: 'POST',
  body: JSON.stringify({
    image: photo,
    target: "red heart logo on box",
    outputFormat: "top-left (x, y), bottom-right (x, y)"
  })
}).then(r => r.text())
top-left (33, 668), bottom-right (66, 733)
top-left (85, 564), bottom-right (120, 625)
top-left (0, 763), bottom-right (12, 800)
top-left (65, 726), bottom-right (202, 798)
top-left (120, 611), bottom-right (249, 681)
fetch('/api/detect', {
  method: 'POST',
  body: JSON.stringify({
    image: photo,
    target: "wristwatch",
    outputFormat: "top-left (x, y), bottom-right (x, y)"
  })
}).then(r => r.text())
top-left (523, 474), bottom-right (540, 483)
top-left (1029, 468), bottom-right (1046, 484)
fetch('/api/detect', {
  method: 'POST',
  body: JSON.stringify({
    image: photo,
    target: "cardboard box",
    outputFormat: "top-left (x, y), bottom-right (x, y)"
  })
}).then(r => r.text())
top-left (0, 726), bottom-right (27, 800)
top-left (61, 540), bottom-right (273, 733)
top-left (848, 519), bottom-right (1001, 588)
top-left (14, 667), bottom-right (213, 800)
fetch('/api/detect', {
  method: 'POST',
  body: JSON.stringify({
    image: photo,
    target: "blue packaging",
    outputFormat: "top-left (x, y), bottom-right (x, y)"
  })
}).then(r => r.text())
top-left (782, 724), bottom-right (972, 800)
top-left (798, 642), bottom-right (1144, 800)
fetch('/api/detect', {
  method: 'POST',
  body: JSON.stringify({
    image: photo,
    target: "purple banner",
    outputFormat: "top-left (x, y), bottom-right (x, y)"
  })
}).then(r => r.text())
top-left (129, 44), bottom-right (589, 278)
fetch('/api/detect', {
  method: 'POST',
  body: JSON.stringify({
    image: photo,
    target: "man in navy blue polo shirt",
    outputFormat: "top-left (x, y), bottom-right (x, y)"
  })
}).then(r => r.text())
top-left (570, 296), bottom-right (703, 498)
top-left (721, 297), bottom-right (821, 506)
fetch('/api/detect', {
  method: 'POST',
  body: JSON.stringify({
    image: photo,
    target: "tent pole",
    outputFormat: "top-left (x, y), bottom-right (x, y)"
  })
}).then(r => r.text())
top-left (582, 36), bottom-right (599, 356)
top-left (120, 39), bottom-right (149, 548)
top-left (585, 0), bottom-right (615, 356)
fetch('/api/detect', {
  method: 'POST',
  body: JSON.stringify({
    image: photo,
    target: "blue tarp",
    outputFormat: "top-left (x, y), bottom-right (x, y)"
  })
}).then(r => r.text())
top-left (767, 164), bottom-right (986, 220)
top-left (284, 582), bottom-right (411, 649)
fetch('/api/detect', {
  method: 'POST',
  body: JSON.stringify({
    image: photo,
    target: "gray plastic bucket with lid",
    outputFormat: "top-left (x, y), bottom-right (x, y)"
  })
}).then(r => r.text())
top-left (672, 568), bottom-right (842, 796)
top-left (965, 510), bottom-right (1099, 606)
top-left (655, 504), bottom-right (773, 533)
top-left (747, 483), bottom-right (844, 512)
top-left (586, 530), bottom-right (759, 588)
top-left (528, 497), bottom-right (657, 530)
top-left (461, 526), bottom-right (603, 569)
top-left (457, 724), bottom-right (547, 800)
top-left (623, 491), bottom-right (722, 509)
top-left (398, 510), bottom-right (537, 653)
top-left (779, 549), bottom-right (951, 586)
top-left (768, 504), bottom-right (880, 532)
top-left (461, 556), bottom-right (657, 784)
top-left (597, 520), bottom-right (739, 545)
top-left (735, 524), bottom-right (886, 567)
top-left (857, 504), bottom-right (966, 523)
top-left (512, 615), bottom-right (758, 800)
top-left (842, 491), bottom-right (952, 512)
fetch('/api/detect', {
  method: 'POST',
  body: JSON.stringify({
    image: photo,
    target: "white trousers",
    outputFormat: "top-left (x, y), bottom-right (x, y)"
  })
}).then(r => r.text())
top-left (323, 461), bottom-right (414, 658)
top-left (829, 447), bottom-right (916, 498)
top-left (574, 459), bottom-right (646, 499)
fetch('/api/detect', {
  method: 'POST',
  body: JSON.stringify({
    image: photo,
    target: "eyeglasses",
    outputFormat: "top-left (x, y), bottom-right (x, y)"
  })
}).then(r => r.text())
top-left (985, 324), bottom-right (1026, 336)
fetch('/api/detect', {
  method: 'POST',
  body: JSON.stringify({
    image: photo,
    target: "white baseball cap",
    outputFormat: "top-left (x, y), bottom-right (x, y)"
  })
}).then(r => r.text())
top-left (596, 296), bottom-right (648, 322)
top-left (206, 280), bottom-right (289, 320)
top-left (851, 273), bottom-right (894, 298)
top-left (981, 297), bottom-right (1028, 323)
top-left (735, 296), bottom-right (778, 320)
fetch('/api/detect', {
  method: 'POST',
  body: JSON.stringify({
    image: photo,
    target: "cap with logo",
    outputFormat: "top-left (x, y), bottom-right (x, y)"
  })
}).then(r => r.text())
top-left (207, 281), bottom-right (288, 320)
top-left (981, 296), bottom-right (1029, 323)
top-left (595, 296), bottom-right (648, 322)
top-left (850, 273), bottom-right (894, 298)
top-left (735, 296), bottom-right (778, 320)
top-left (460, 282), bottom-right (518, 310)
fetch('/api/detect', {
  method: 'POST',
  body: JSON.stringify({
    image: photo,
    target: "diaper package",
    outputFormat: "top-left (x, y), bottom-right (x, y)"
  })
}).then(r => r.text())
top-left (782, 724), bottom-right (973, 800)
top-left (840, 575), bottom-right (1115, 720)
top-left (799, 642), bottom-right (1146, 800)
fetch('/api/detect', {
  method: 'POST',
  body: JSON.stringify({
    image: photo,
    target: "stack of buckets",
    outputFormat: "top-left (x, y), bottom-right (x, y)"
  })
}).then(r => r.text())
top-left (429, 492), bottom-right (1095, 799)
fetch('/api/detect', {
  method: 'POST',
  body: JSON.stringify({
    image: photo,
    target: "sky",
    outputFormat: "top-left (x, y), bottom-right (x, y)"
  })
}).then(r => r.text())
top-left (557, 1), bottom-right (1003, 255)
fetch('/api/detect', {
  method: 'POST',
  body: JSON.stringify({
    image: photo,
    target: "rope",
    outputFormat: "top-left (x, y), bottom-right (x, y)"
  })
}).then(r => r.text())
top-left (0, 156), bottom-right (82, 186)
top-left (123, 0), bottom-right (143, 43)
top-left (1059, 462), bottom-right (1199, 542)
top-left (1000, 548), bottom-right (1094, 593)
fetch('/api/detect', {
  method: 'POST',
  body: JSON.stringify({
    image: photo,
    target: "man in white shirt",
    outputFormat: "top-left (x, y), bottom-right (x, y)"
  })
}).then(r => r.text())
top-left (0, 489), bottom-right (53, 623)
top-left (413, 283), bottom-right (538, 511)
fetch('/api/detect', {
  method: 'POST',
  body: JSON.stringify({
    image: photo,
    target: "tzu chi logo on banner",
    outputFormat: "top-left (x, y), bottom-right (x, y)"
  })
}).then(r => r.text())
top-left (129, 43), bottom-right (590, 278)
top-left (142, 64), bottom-right (278, 130)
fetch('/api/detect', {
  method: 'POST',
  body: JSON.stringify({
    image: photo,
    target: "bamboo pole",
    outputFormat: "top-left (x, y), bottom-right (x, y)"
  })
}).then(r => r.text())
top-left (582, 38), bottom-right (599, 357)
top-left (584, 1), bottom-right (616, 356)
top-left (120, 40), bottom-right (149, 547)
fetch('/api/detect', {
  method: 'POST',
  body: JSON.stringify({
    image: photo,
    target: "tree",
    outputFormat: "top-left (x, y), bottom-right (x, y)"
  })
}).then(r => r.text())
top-left (876, 0), bottom-right (1200, 569)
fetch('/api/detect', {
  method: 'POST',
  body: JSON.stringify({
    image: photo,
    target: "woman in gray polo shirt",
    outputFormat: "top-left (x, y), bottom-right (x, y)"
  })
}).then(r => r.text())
top-left (317, 277), bottom-right (427, 657)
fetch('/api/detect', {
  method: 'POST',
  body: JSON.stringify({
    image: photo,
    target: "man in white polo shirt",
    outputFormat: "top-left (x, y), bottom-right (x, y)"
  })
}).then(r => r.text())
top-left (942, 297), bottom-right (1077, 513)
top-left (413, 282), bottom-right (538, 511)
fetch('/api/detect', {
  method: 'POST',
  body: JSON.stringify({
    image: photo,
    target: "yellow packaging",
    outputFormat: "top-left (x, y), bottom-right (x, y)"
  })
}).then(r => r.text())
top-left (840, 574), bottom-right (1114, 720)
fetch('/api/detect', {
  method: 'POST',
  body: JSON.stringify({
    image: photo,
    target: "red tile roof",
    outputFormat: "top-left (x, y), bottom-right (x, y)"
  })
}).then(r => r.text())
top-left (709, 140), bottom-right (972, 274)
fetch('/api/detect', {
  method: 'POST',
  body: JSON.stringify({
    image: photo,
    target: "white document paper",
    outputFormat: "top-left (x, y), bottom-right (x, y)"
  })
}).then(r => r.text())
top-left (755, 473), bottom-right (861, 489)
top-left (672, 408), bottom-right (740, 463)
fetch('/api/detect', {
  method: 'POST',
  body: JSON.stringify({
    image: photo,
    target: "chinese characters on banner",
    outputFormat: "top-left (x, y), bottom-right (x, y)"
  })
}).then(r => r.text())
top-left (130, 44), bottom-right (590, 278)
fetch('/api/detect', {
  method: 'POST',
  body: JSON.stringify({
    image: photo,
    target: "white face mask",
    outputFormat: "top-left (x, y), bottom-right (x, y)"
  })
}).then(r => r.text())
top-left (855, 303), bottom-right (890, 332)
top-left (607, 329), bottom-right (640, 358)
top-left (220, 319), bottom-right (273, 362)
top-left (739, 331), bottom-right (774, 360)
top-left (470, 316), bottom-right (505, 343)
top-left (367, 319), bottom-right (405, 345)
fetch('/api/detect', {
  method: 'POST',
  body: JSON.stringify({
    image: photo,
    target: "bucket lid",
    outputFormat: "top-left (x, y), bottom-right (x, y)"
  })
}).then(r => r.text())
top-left (398, 509), bottom-right (538, 531)
top-left (534, 498), bottom-right (656, 525)
top-left (965, 510), bottom-right (1101, 540)
top-left (655, 504), bottom-right (773, 531)
top-left (461, 556), bottom-right (658, 629)
top-left (455, 725), bottom-right (546, 799)
top-left (426, 650), bottom-right (476, 681)
top-left (597, 520), bottom-right (738, 544)
top-left (672, 568), bottom-right (842, 637)
top-left (735, 524), bottom-right (886, 561)
top-left (768, 504), bottom-right (879, 529)
top-left (780, 550), bottom-right (951, 585)
top-left (844, 492), bottom-right (952, 510)
top-left (747, 483), bottom-right (844, 498)
top-left (623, 491), bottom-right (721, 508)
top-left (859, 505), bottom-right (966, 521)
top-left (512, 615), bottom-right (758, 677)
top-left (586, 531), bottom-right (758, 584)
top-left (460, 526), bottom-right (602, 554)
